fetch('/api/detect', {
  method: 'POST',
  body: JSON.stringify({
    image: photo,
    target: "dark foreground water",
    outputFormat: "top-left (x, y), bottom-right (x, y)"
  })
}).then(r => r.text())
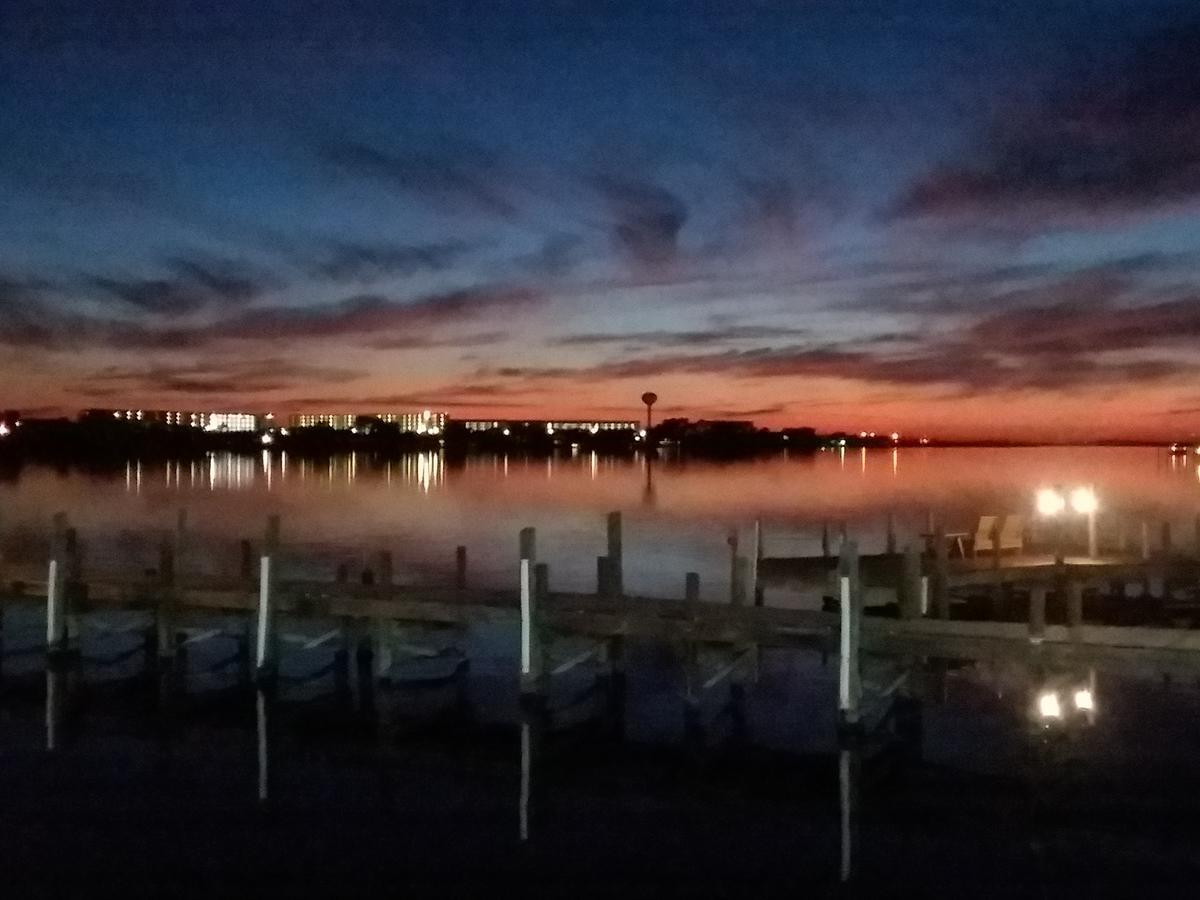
top-left (4, 642), bottom-right (1200, 897)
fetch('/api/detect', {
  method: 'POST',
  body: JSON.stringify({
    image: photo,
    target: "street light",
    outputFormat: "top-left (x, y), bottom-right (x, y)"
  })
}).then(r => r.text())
top-left (1035, 485), bottom-right (1100, 559)
top-left (1070, 486), bottom-right (1099, 558)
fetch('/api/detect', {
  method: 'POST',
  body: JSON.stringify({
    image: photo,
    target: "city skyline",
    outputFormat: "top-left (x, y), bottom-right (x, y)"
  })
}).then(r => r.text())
top-left (4, 2), bottom-right (1200, 441)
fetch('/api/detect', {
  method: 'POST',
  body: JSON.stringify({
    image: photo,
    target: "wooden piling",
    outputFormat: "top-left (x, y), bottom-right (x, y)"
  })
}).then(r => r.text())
top-left (376, 551), bottom-right (394, 588)
top-left (157, 538), bottom-right (176, 663)
top-left (239, 539), bottom-right (254, 581)
top-left (606, 512), bottom-right (623, 597)
top-left (1067, 581), bottom-right (1084, 643)
top-left (1028, 585), bottom-right (1046, 643)
top-left (455, 545), bottom-right (468, 589)
top-left (63, 527), bottom-right (82, 648)
top-left (732, 556), bottom-right (749, 606)
top-left (157, 509), bottom-right (186, 665)
top-left (932, 525), bottom-right (949, 619)
top-left (885, 511), bottom-right (896, 555)
top-left (837, 540), bottom-right (862, 732)
top-left (752, 518), bottom-right (764, 606)
top-left (899, 543), bottom-right (922, 620)
top-left (821, 522), bottom-right (831, 558)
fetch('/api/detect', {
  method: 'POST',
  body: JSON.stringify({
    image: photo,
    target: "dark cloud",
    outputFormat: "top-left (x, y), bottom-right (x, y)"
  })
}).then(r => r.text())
top-left (76, 359), bottom-right (363, 398)
top-left (897, 24), bottom-right (1200, 222)
top-left (516, 233), bottom-right (584, 277)
top-left (216, 287), bottom-right (539, 340)
top-left (91, 257), bottom-right (276, 316)
top-left (313, 240), bottom-right (475, 283)
top-left (590, 175), bottom-right (687, 267)
top-left (365, 331), bottom-right (509, 351)
top-left (0, 285), bottom-right (541, 351)
top-left (553, 325), bottom-right (808, 348)
top-left (319, 138), bottom-right (518, 219)
top-left (736, 176), bottom-right (802, 239)
top-left (486, 270), bottom-right (1200, 395)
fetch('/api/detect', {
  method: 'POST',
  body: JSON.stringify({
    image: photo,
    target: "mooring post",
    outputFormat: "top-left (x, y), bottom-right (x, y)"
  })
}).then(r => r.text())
top-left (900, 543), bottom-right (922, 619)
top-left (885, 511), bottom-right (897, 555)
top-left (157, 512), bottom-right (185, 667)
top-left (1067, 580), bottom-right (1084, 643)
top-left (46, 512), bottom-right (69, 659)
top-left (1028, 584), bottom-right (1047, 643)
top-left (377, 550), bottom-right (394, 590)
top-left (821, 521), bottom-right (831, 558)
top-left (932, 525), bottom-right (949, 619)
top-left (455, 545), bottom-right (468, 589)
top-left (63, 527), bottom-right (82, 649)
top-left (596, 556), bottom-right (612, 599)
top-left (518, 527), bottom-right (544, 701)
top-left (606, 511), bottom-right (623, 598)
top-left (837, 540), bottom-right (862, 733)
top-left (727, 529), bottom-right (739, 602)
top-left (732, 556), bottom-right (749, 606)
top-left (752, 518), bottom-right (764, 606)
top-left (240, 539), bottom-right (254, 582)
top-left (255, 515), bottom-right (280, 687)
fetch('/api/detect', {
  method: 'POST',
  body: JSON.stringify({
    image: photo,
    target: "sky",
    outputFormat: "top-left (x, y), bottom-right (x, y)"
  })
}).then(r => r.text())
top-left (2, 0), bottom-right (1200, 441)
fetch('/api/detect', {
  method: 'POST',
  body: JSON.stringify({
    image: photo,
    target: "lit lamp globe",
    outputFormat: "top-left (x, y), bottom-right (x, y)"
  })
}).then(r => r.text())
top-left (1070, 486), bottom-right (1098, 515)
top-left (1036, 488), bottom-right (1065, 517)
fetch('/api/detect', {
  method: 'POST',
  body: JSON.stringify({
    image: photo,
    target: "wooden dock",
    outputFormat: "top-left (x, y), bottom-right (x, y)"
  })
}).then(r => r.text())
top-left (3, 509), bottom-right (1200, 730)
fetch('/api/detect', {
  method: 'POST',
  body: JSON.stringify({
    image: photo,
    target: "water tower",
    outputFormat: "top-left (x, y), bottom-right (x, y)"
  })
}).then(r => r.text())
top-left (641, 392), bottom-right (657, 432)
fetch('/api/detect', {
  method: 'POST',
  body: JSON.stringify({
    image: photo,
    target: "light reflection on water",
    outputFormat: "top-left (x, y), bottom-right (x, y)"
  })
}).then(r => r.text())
top-left (1, 447), bottom-right (1198, 599)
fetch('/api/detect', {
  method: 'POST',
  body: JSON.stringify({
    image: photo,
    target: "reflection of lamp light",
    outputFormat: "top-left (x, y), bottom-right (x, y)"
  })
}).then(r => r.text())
top-left (1038, 691), bottom-right (1062, 719)
top-left (1073, 688), bottom-right (1094, 712)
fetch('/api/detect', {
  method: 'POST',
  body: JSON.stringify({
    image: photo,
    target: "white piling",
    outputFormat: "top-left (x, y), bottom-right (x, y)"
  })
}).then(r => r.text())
top-left (256, 555), bottom-right (273, 673)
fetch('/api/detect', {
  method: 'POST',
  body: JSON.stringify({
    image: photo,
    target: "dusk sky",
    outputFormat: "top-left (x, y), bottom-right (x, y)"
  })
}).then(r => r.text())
top-left (3, 0), bottom-right (1200, 440)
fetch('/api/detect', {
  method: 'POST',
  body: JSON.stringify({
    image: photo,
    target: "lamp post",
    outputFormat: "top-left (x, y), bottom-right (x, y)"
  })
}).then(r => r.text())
top-left (1070, 486), bottom-right (1099, 559)
top-left (1037, 486), bottom-right (1067, 563)
top-left (1036, 485), bottom-right (1100, 561)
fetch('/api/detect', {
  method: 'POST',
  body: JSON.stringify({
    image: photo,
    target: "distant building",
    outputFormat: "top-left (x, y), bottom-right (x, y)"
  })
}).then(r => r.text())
top-left (81, 409), bottom-right (266, 432)
top-left (288, 410), bottom-right (447, 434)
top-left (462, 419), bottom-right (639, 434)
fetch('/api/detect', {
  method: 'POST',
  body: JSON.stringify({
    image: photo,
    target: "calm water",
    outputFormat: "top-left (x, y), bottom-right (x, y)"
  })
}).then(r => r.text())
top-left (2, 446), bottom-right (1199, 599)
top-left (3, 447), bottom-right (1200, 893)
